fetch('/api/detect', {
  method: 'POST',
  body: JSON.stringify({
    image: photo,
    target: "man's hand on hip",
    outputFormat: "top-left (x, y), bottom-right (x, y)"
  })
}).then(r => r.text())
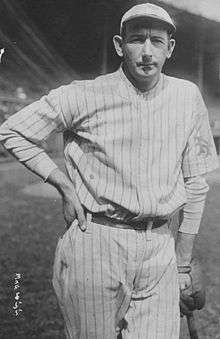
top-left (62, 187), bottom-right (87, 231)
top-left (46, 168), bottom-right (87, 231)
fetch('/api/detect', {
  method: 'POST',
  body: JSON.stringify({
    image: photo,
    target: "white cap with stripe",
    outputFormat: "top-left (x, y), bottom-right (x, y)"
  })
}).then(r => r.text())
top-left (120, 3), bottom-right (176, 34)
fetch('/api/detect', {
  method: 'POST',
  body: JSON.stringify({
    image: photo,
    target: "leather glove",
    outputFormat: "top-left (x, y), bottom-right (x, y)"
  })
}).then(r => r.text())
top-left (178, 258), bottom-right (206, 316)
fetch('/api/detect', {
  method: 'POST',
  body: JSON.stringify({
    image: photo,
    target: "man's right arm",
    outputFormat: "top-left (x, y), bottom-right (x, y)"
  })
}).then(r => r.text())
top-left (0, 86), bottom-right (73, 180)
top-left (46, 168), bottom-right (86, 230)
top-left (0, 85), bottom-right (86, 230)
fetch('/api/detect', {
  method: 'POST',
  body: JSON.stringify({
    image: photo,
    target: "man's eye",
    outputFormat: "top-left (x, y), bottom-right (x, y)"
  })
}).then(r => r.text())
top-left (129, 37), bottom-right (143, 43)
top-left (151, 38), bottom-right (164, 44)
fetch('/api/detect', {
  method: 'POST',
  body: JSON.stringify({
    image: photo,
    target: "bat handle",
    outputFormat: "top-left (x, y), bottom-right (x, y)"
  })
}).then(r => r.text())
top-left (186, 312), bottom-right (199, 339)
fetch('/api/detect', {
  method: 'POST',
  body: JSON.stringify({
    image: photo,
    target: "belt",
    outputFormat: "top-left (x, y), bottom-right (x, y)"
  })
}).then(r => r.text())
top-left (89, 213), bottom-right (168, 230)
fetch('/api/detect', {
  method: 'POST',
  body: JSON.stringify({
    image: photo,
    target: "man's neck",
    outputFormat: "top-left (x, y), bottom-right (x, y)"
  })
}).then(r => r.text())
top-left (122, 64), bottom-right (160, 92)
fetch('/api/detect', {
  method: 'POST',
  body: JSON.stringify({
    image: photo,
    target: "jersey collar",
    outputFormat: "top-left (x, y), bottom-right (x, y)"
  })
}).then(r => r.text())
top-left (118, 65), bottom-right (165, 100)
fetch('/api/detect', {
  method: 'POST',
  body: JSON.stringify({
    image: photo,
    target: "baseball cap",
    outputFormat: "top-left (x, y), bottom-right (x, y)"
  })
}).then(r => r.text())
top-left (120, 3), bottom-right (176, 35)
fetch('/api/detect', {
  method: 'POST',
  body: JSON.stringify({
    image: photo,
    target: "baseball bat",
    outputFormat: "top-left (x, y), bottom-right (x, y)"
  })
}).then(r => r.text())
top-left (186, 312), bottom-right (199, 339)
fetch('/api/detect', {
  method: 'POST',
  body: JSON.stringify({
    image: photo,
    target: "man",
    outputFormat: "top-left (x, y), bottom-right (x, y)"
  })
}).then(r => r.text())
top-left (0, 3), bottom-right (218, 339)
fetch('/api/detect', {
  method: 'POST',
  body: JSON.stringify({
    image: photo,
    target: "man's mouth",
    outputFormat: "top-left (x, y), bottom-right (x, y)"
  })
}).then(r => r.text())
top-left (138, 63), bottom-right (154, 67)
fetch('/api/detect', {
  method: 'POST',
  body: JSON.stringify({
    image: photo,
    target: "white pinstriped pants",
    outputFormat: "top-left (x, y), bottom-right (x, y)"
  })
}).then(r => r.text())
top-left (52, 217), bottom-right (180, 339)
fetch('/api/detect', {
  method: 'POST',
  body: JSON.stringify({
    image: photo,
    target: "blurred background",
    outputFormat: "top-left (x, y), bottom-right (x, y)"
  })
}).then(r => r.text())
top-left (0, 1), bottom-right (220, 338)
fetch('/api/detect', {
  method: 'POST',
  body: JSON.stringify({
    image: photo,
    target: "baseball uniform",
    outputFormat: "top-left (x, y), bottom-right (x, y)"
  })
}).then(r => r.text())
top-left (0, 67), bottom-right (218, 338)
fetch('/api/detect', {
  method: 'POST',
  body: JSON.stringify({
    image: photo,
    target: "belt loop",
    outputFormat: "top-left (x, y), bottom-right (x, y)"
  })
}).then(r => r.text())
top-left (145, 220), bottom-right (153, 241)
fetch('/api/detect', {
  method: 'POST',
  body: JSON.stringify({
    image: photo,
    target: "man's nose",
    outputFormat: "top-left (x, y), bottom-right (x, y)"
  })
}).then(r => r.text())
top-left (142, 39), bottom-right (153, 59)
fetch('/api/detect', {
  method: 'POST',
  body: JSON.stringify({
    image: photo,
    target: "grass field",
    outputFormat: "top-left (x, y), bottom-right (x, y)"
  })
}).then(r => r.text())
top-left (0, 158), bottom-right (220, 339)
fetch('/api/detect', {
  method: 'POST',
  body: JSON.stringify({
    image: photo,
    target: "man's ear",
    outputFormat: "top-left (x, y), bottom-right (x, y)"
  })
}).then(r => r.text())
top-left (167, 38), bottom-right (175, 59)
top-left (113, 35), bottom-right (123, 57)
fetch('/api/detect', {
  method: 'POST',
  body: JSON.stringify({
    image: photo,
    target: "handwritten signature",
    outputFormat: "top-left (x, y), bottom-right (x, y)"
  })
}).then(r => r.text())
top-left (13, 273), bottom-right (22, 316)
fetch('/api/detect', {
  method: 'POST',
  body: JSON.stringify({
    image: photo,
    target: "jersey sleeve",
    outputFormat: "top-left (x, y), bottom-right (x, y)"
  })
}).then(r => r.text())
top-left (182, 86), bottom-right (219, 178)
top-left (0, 85), bottom-right (77, 180)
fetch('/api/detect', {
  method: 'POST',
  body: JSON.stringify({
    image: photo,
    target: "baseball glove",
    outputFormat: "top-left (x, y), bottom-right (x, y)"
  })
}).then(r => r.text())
top-left (178, 258), bottom-right (206, 316)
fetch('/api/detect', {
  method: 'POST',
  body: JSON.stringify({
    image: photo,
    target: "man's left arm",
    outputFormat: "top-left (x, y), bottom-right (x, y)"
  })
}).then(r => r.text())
top-left (177, 84), bottom-right (219, 315)
top-left (176, 175), bottom-right (210, 318)
top-left (176, 175), bottom-right (208, 264)
top-left (176, 175), bottom-right (208, 289)
top-left (178, 83), bottom-right (219, 271)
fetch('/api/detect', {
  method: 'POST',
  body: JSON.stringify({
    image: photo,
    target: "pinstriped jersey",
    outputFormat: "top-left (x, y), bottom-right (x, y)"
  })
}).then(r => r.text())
top-left (0, 68), bottom-right (218, 222)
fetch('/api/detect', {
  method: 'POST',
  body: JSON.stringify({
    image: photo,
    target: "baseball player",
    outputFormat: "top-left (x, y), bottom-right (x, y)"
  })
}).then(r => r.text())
top-left (0, 3), bottom-right (218, 339)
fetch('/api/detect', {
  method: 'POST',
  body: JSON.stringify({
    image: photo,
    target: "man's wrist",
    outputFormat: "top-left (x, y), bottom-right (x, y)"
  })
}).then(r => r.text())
top-left (59, 183), bottom-right (75, 198)
top-left (46, 168), bottom-right (75, 198)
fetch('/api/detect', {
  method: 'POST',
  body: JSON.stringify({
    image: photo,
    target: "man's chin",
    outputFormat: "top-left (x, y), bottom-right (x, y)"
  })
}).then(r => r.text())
top-left (135, 72), bottom-right (155, 82)
top-left (131, 71), bottom-right (161, 90)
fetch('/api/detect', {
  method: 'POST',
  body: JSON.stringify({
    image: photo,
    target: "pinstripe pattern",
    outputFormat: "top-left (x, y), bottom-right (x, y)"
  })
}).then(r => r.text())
top-left (0, 67), bottom-right (218, 338)
top-left (0, 68), bottom-right (218, 228)
top-left (53, 217), bottom-right (179, 339)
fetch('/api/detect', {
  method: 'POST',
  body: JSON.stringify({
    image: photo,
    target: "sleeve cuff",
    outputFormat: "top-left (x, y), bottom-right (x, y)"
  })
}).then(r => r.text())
top-left (24, 152), bottom-right (59, 181)
top-left (182, 157), bottom-right (219, 178)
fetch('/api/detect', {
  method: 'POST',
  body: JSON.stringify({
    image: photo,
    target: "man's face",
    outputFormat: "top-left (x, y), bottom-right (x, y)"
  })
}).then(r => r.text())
top-left (114, 20), bottom-right (175, 89)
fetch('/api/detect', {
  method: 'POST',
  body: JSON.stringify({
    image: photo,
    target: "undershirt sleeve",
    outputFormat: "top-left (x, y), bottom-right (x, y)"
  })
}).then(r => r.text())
top-left (179, 175), bottom-right (209, 234)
